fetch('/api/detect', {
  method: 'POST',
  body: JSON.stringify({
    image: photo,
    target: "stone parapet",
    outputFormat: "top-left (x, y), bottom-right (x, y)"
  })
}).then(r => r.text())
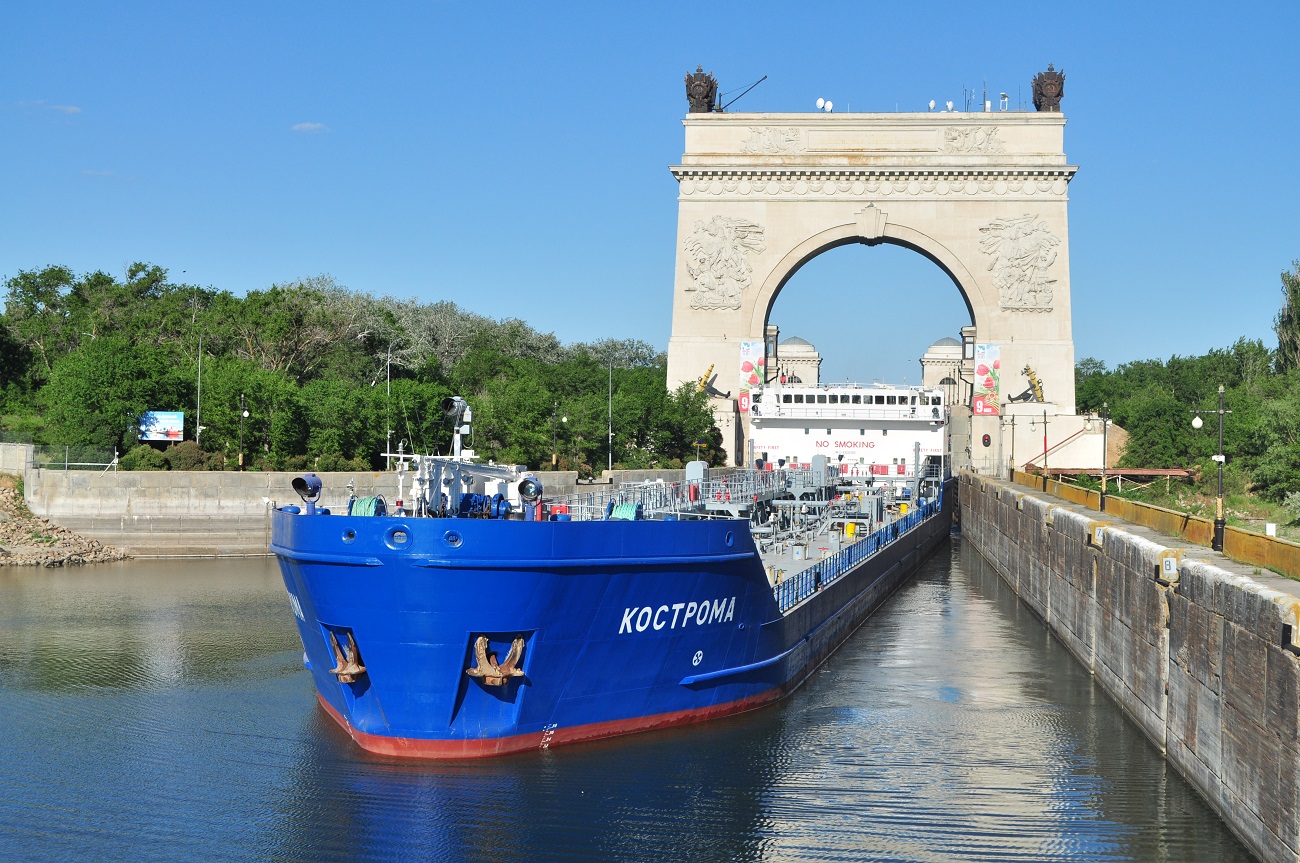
top-left (960, 472), bottom-right (1300, 863)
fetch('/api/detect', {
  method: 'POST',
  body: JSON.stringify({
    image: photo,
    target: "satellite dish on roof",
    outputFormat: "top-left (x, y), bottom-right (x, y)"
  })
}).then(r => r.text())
top-left (816, 97), bottom-right (825, 110)
top-left (824, 100), bottom-right (833, 112)
top-left (928, 99), bottom-right (936, 111)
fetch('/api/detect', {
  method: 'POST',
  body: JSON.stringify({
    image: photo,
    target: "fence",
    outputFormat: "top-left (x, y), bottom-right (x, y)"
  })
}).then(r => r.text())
top-left (32, 445), bottom-right (118, 471)
top-left (1009, 468), bottom-right (1300, 580)
top-left (772, 491), bottom-right (944, 613)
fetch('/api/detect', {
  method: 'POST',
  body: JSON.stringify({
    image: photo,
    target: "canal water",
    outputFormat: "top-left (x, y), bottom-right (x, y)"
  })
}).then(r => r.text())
top-left (0, 541), bottom-right (1256, 863)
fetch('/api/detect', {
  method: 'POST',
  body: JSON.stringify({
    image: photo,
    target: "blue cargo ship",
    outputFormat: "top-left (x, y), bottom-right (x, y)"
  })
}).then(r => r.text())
top-left (272, 396), bottom-right (953, 758)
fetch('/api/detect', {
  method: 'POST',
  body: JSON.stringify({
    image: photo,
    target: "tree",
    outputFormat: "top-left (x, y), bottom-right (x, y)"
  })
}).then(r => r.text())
top-left (1276, 261), bottom-right (1300, 373)
top-left (41, 336), bottom-right (188, 450)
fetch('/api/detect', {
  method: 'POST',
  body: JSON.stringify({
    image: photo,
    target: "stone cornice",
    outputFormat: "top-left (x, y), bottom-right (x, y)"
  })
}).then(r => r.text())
top-left (670, 166), bottom-right (1078, 200)
top-left (670, 166), bottom-right (1078, 180)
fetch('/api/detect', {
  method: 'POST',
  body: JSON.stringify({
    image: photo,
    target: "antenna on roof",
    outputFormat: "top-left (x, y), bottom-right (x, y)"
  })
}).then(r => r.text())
top-left (721, 75), bottom-right (767, 111)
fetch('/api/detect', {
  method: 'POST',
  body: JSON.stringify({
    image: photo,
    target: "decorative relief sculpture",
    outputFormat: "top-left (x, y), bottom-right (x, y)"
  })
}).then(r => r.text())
top-left (1032, 64), bottom-right (1065, 112)
top-left (941, 126), bottom-right (1006, 154)
top-left (978, 215), bottom-right (1061, 311)
top-left (685, 66), bottom-right (718, 113)
top-left (741, 127), bottom-right (806, 155)
top-left (682, 216), bottom-right (766, 310)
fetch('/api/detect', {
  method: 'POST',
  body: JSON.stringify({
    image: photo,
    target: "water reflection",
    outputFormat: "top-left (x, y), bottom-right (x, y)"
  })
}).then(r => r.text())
top-left (0, 546), bottom-right (1255, 862)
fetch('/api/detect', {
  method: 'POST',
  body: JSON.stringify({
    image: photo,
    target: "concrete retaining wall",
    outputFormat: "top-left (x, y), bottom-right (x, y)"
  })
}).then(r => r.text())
top-left (13, 463), bottom-right (689, 556)
top-left (961, 472), bottom-right (1300, 863)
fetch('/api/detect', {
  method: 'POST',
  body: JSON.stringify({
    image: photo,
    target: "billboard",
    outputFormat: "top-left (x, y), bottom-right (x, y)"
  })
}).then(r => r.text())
top-left (972, 345), bottom-right (1001, 416)
top-left (738, 341), bottom-right (764, 414)
top-left (139, 411), bottom-right (184, 441)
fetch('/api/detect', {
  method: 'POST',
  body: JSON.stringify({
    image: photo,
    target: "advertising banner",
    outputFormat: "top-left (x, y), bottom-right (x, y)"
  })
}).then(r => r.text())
top-left (972, 345), bottom-right (1001, 416)
top-left (140, 411), bottom-right (184, 441)
top-left (737, 341), bottom-right (764, 414)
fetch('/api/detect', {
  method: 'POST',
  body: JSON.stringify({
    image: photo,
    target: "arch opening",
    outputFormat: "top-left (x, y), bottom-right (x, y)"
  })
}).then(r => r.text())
top-left (765, 240), bottom-right (974, 385)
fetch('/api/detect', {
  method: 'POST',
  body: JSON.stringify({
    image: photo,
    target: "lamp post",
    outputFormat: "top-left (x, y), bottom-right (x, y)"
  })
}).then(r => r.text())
top-left (1042, 409), bottom-right (1048, 476)
top-left (551, 402), bottom-right (567, 469)
top-left (608, 357), bottom-right (614, 473)
top-left (1001, 414), bottom-right (1016, 478)
top-left (1099, 402), bottom-right (1109, 511)
top-left (239, 393), bottom-right (249, 470)
top-left (1192, 385), bottom-right (1230, 552)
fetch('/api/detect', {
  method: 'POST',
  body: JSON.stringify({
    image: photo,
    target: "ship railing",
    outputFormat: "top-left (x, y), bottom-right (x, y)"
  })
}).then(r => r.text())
top-left (548, 479), bottom-right (700, 521)
top-left (547, 468), bottom-right (801, 521)
top-left (772, 488), bottom-right (945, 614)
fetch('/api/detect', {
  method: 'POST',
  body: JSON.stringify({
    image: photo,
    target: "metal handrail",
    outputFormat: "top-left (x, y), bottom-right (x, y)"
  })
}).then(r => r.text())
top-left (772, 487), bottom-right (944, 613)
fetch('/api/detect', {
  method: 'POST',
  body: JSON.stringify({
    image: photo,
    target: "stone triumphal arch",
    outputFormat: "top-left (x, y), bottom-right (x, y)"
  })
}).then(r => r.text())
top-left (665, 88), bottom-right (1081, 470)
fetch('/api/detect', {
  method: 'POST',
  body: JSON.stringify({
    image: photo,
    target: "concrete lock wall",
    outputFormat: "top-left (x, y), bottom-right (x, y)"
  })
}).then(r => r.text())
top-left (960, 472), bottom-right (1300, 863)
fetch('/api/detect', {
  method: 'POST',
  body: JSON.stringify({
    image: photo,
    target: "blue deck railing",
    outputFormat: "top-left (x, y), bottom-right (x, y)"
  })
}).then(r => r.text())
top-left (772, 487), bottom-right (945, 613)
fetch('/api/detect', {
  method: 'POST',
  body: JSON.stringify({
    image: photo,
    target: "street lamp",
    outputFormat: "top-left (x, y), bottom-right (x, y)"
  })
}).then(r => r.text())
top-left (239, 393), bottom-right (249, 470)
top-left (1099, 402), bottom-right (1109, 511)
top-left (1191, 385), bottom-right (1230, 552)
top-left (551, 402), bottom-right (567, 469)
top-left (1086, 403), bottom-right (1110, 510)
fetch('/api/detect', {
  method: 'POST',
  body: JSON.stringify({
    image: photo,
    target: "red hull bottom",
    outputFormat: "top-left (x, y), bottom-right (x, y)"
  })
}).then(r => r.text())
top-left (316, 689), bottom-right (784, 759)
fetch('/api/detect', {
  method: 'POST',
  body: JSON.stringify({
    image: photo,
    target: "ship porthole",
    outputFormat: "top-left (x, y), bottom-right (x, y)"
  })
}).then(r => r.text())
top-left (724, 531), bottom-right (735, 547)
top-left (443, 530), bottom-right (463, 548)
top-left (342, 530), bottom-right (356, 544)
top-left (385, 526), bottom-right (411, 549)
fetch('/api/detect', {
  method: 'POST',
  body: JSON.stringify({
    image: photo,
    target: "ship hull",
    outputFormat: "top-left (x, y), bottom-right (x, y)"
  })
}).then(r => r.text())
top-left (272, 483), bottom-right (953, 758)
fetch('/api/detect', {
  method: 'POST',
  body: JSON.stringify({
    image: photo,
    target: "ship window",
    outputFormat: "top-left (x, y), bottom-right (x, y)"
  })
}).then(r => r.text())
top-left (804, 428), bottom-right (810, 434)
top-left (817, 395), bottom-right (827, 404)
top-left (752, 393), bottom-right (761, 403)
top-left (874, 395), bottom-right (884, 404)
top-left (932, 396), bottom-right (942, 405)
top-left (826, 428), bottom-right (832, 435)
top-left (794, 394), bottom-right (804, 403)
top-left (783, 394), bottom-right (792, 403)
top-left (911, 396), bottom-right (917, 405)
top-left (851, 395), bottom-right (861, 404)
top-left (887, 396), bottom-right (897, 405)
top-left (828, 395), bottom-right (838, 404)
top-left (859, 428), bottom-right (865, 435)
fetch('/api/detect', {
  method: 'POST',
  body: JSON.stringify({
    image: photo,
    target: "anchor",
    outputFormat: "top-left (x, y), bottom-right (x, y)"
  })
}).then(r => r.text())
top-left (327, 631), bottom-right (366, 683)
top-left (465, 635), bottom-right (526, 686)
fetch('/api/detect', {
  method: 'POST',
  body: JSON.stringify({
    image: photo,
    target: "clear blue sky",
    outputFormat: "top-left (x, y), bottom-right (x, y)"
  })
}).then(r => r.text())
top-left (4, 1), bottom-right (1296, 385)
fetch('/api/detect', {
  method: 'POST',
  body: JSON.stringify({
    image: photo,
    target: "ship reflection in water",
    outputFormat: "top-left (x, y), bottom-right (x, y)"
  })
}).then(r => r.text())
top-left (0, 545), bottom-right (1254, 863)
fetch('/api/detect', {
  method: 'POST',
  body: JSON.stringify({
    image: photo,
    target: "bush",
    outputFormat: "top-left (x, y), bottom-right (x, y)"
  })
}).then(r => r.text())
top-left (163, 441), bottom-right (208, 471)
top-left (315, 452), bottom-right (371, 472)
top-left (120, 444), bottom-right (166, 471)
top-left (1284, 491), bottom-right (1300, 525)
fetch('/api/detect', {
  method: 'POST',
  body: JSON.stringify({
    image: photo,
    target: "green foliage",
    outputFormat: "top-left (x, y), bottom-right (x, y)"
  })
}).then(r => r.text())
top-left (1283, 492), bottom-right (1300, 525)
top-left (162, 441), bottom-right (215, 471)
top-left (1276, 261), bottom-right (1300, 374)
top-left (120, 445), bottom-right (166, 471)
top-left (0, 262), bottom-right (721, 473)
top-left (1076, 333), bottom-right (1300, 502)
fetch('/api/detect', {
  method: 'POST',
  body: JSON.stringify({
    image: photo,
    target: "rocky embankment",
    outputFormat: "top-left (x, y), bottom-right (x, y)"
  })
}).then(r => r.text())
top-left (0, 483), bottom-right (128, 566)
